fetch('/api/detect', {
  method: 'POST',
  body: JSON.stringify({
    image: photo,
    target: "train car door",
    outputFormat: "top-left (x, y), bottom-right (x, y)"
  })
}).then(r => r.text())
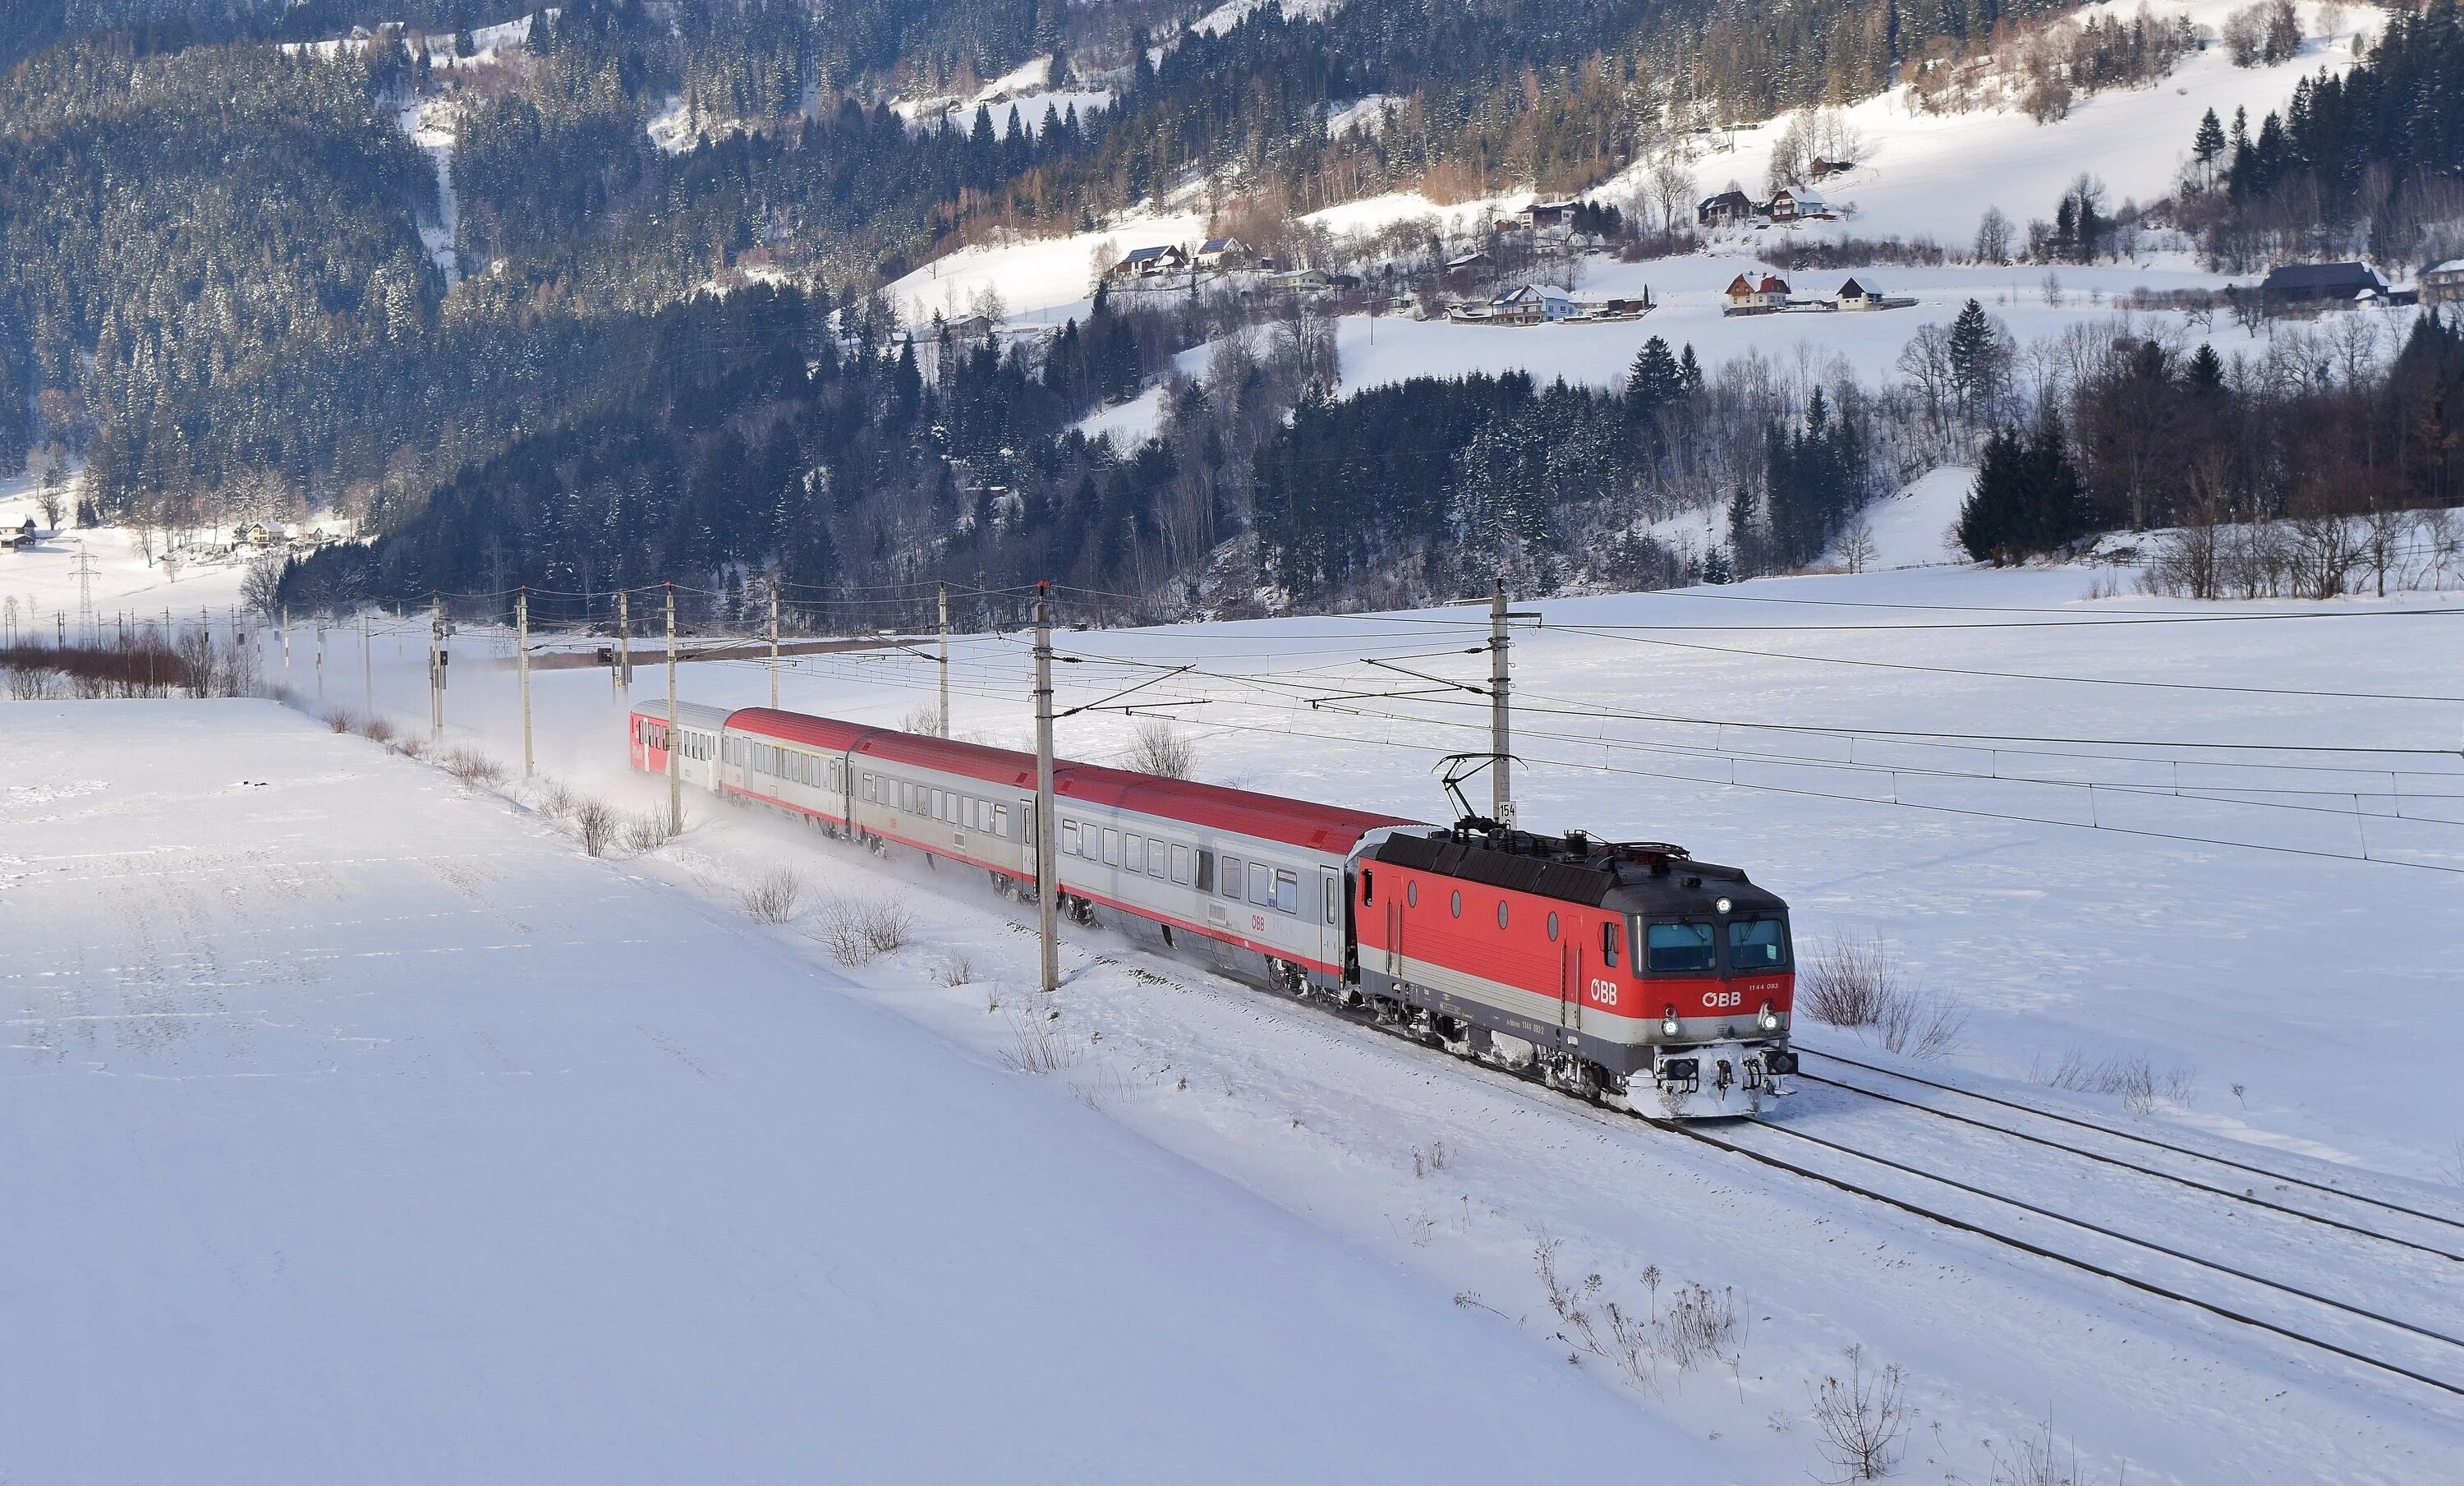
top-left (1385, 892), bottom-right (1403, 979)
top-left (1018, 796), bottom-right (1037, 877)
top-left (1559, 939), bottom-right (1585, 1049)
top-left (1319, 868), bottom-right (1342, 968)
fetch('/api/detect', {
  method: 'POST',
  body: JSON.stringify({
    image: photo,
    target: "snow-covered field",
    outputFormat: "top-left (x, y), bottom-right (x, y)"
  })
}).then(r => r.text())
top-left (0, 476), bottom-right (257, 631)
top-left (1, 701), bottom-right (1726, 1482)
top-left (25, 554), bottom-right (2454, 1479)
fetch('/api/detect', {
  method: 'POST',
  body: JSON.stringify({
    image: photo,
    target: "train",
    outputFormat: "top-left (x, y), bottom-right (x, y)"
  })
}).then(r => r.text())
top-left (630, 699), bottom-right (1797, 1114)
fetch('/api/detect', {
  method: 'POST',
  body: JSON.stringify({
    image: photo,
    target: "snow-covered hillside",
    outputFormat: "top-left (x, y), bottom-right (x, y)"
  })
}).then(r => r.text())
top-left (1672, 0), bottom-right (2384, 246)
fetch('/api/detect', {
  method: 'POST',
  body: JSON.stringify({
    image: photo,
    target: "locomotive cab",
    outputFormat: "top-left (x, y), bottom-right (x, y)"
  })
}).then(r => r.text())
top-left (1354, 826), bottom-right (1794, 1116)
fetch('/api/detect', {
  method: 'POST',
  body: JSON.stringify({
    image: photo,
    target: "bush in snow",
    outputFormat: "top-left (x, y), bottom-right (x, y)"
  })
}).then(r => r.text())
top-left (1124, 716), bottom-right (1196, 779)
top-left (739, 867), bottom-right (805, 924)
top-left (1804, 933), bottom-right (1965, 1060)
top-left (572, 799), bottom-right (618, 858)
top-left (815, 893), bottom-right (913, 965)
top-left (444, 746), bottom-right (507, 789)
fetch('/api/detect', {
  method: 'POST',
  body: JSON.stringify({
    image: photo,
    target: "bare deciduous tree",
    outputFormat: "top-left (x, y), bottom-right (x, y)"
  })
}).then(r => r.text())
top-left (1644, 148), bottom-right (1696, 237)
top-left (1810, 1344), bottom-right (1910, 1482)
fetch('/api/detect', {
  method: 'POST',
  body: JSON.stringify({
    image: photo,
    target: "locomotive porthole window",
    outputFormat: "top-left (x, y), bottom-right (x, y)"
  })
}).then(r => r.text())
top-left (1496, 900), bottom-right (1509, 929)
top-left (1450, 890), bottom-right (1462, 918)
top-left (1407, 881), bottom-right (1418, 907)
top-left (1547, 912), bottom-right (1560, 941)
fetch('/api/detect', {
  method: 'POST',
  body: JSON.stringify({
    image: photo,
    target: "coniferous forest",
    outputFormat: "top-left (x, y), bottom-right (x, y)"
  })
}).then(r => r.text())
top-left (0, 1), bottom-right (2457, 625)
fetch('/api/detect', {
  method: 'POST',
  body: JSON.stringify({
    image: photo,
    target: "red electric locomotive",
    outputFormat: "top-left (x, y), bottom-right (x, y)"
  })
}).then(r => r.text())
top-left (629, 701), bottom-right (1795, 1114)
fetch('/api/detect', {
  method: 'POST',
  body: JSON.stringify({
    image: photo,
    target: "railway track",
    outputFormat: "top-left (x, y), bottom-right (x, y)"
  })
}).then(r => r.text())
top-left (1110, 948), bottom-right (2464, 1401)
top-left (1798, 1047), bottom-right (2464, 1239)
top-left (706, 783), bottom-right (2464, 1404)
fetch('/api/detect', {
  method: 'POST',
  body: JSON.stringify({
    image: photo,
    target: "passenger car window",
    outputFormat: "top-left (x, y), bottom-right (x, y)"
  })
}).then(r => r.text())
top-left (1248, 863), bottom-right (1273, 907)
top-left (1273, 869), bottom-right (1299, 914)
top-left (1645, 922), bottom-right (1718, 973)
top-left (1197, 850), bottom-right (1215, 893)
top-left (1171, 844), bottom-right (1192, 884)
top-left (1061, 821), bottom-right (1079, 856)
top-left (1124, 835), bottom-right (1144, 873)
top-left (1103, 830), bottom-right (1120, 866)
top-left (1219, 856), bottom-right (1240, 898)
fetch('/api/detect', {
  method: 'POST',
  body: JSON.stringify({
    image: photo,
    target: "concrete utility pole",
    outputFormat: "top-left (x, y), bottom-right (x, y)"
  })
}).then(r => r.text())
top-left (664, 582), bottom-right (681, 838)
top-left (361, 610), bottom-right (372, 715)
top-left (936, 582), bottom-right (951, 737)
top-left (1490, 580), bottom-right (1514, 826)
top-left (616, 590), bottom-right (632, 697)
top-left (315, 617), bottom-right (324, 699)
top-left (768, 582), bottom-right (781, 711)
top-left (428, 591), bottom-right (447, 740)
top-left (281, 603), bottom-right (291, 674)
top-left (1033, 581), bottom-right (1059, 996)
top-left (516, 588), bottom-right (534, 779)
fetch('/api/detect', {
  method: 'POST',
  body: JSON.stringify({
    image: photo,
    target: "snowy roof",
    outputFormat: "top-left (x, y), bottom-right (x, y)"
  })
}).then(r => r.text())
top-left (1495, 283), bottom-right (1574, 304)
top-left (1838, 278), bottom-right (1878, 297)
top-left (1120, 245), bottom-right (1184, 263)
top-left (1198, 237), bottom-right (1241, 253)
top-left (2427, 260), bottom-right (2464, 275)
top-left (2259, 261), bottom-right (2384, 293)
top-left (1773, 186), bottom-right (1826, 208)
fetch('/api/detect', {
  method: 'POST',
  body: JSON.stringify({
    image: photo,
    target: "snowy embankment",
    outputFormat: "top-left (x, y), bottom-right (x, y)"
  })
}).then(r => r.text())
top-left (0, 701), bottom-right (1720, 1483)
top-left (149, 557), bottom-right (2464, 1481)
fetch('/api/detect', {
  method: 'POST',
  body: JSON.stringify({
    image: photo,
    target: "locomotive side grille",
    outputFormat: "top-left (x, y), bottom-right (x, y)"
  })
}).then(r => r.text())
top-left (1372, 833), bottom-right (1618, 907)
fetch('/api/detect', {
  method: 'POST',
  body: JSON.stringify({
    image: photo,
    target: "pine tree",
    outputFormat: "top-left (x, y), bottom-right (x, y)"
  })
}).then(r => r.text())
top-left (1625, 335), bottom-right (1683, 412)
top-left (2191, 108), bottom-right (2227, 178)
top-left (1957, 426), bottom-right (2028, 564)
top-left (1946, 298), bottom-right (2000, 421)
top-left (2184, 342), bottom-right (2226, 393)
top-left (1678, 343), bottom-right (1703, 395)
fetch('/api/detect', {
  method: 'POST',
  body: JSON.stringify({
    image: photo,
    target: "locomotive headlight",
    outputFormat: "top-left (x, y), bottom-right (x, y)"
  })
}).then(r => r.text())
top-left (1715, 897), bottom-right (1732, 914)
top-left (1661, 1005), bottom-right (1681, 1038)
top-left (1758, 1001), bottom-right (1781, 1033)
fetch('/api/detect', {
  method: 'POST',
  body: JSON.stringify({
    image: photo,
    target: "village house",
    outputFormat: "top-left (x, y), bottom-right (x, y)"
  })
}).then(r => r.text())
top-left (2425, 260), bottom-right (2464, 307)
top-left (1194, 237), bottom-right (1247, 271)
top-left (2257, 261), bottom-right (2388, 305)
top-left (1766, 186), bottom-right (1830, 223)
top-left (1722, 273), bottom-right (1791, 314)
top-left (1108, 244), bottom-right (1189, 281)
top-left (1833, 277), bottom-right (1914, 311)
top-left (1486, 283), bottom-right (1580, 324)
top-left (1263, 267), bottom-right (1332, 293)
top-left (1696, 190), bottom-right (1754, 228)
top-left (1520, 200), bottom-right (1576, 232)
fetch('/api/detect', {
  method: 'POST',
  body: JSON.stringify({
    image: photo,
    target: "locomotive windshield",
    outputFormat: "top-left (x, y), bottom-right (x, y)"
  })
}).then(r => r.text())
top-left (1642, 922), bottom-right (1717, 973)
top-left (1726, 917), bottom-right (1791, 970)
